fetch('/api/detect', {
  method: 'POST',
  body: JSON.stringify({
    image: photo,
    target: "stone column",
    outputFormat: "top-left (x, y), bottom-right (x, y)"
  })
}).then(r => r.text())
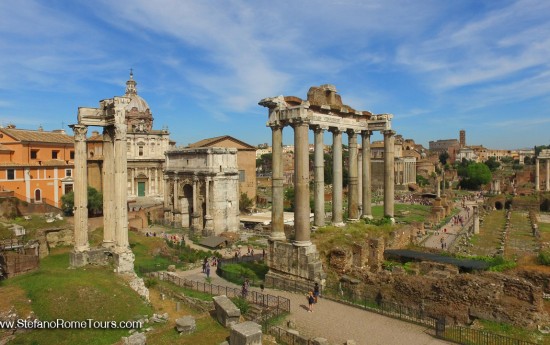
top-left (173, 176), bottom-right (179, 210)
top-left (536, 158), bottom-right (540, 191)
top-left (270, 125), bottom-right (286, 241)
top-left (383, 130), bottom-right (395, 218)
top-left (204, 176), bottom-right (214, 234)
top-left (361, 130), bottom-right (372, 218)
top-left (313, 126), bottom-right (325, 227)
top-left (293, 120), bottom-right (311, 246)
top-left (347, 130), bottom-right (359, 220)
top-left (71, 124), bottom-right (89, 252)
top-left (163, 175), bottom-right (170, 209)
top-left (114, 124), bottom-right (129, 250)
top-left (102, 126), bottom-right (115, 249)
top-left (546, 159), bottom-right (550, 192)
top-left (331, 128), bottom-right (344, 226)
top-left (192, 176), bottom-right (200, 231)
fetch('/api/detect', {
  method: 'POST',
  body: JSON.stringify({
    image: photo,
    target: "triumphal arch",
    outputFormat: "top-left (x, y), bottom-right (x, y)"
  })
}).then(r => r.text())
top-left (259, 84), bottom-right (394, 287)
top-left (69, 96), bottom-right (135, 273)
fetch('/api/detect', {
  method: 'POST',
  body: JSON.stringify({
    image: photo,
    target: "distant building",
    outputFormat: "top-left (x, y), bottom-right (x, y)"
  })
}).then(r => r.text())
top-left (86, 72), bottom-right (173, 200)
top-left (0, 125), bottom-right (74, 208)
top-left (428, 139), bottom-right (459, 154)
top-left (188, 135), bottom-right (257, 203)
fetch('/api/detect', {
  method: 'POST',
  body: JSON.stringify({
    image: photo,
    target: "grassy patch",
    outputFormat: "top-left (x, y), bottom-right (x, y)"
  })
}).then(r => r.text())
top-left (3, 249), bottom-right (152, 345)
top-left (372, 204), bottom-right (432, 224)
top-left (470, 210), bottom-right (505, 256)
top-left (476, 319), bottom-right (549, 344)
top-left (218, 262), bottom-right (269, 286)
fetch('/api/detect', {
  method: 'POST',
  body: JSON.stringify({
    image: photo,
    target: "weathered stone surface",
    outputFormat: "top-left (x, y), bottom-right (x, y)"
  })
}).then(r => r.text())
top-left (213, 295), bottom-right (241, 327)
top-left (167, 264), bottom-right (176, 272)
top-left (313, 338), bottom-right (329, 345)
top-left (229, 321), bottom-right (262, 345)
top-left (122, 332), bottom-right (146, 345)
top-left (127, 272), bottom-right (150, 301)
top-left (175, 315), bottom-right (196, 334)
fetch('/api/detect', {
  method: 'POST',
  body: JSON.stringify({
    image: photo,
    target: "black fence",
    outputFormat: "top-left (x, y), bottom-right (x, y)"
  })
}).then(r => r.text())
top-left (441, 324), bottom-right (537, 345)
top-left (267, 325), bottom-right (314, 345)
top-left (149, 271), bottom-right (290, 315)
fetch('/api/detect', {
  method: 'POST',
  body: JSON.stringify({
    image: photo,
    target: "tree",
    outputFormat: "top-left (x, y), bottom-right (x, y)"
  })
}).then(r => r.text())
top-left (284, 186), bottom-right (295, 211)
top-left (484, 157), bottom-right (500, 172)
top-left (459, 162), bottom-right (492, 190)
top-left (439, 152), bottom-right (449, 165)
top-left (61, 186), bottom-right (103, 216)
top-left (239, 193), bottom-right (253, 213)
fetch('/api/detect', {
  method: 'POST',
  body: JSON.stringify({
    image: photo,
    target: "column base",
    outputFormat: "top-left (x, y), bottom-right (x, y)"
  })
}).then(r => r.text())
top-left (347, 218), bottom-right (360, 223)
top-left (293, 240), bottom-right (312, 247)
top-left (361, 214), bottom-right (373, 220)
top-left (70, 250), bottom-right (88, 268)
top-left (102, 241), bottom-right (115, 249)
top-left (269, 232), bottom-right (287, 242)
top-left (333, 222), bottom-right (346, 227)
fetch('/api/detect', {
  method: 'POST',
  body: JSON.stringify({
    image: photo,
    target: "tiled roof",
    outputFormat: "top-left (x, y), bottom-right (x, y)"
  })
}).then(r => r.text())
top-left (0, 128), bottom-right (74, 144)
top-left (188, 135), bottom-right (255, 149)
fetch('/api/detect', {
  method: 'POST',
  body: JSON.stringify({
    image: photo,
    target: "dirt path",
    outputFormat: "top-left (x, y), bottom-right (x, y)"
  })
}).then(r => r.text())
top-left (175, 267), bottom-right (451, 345)
top-left (423, 200), bottom-right (477, 251)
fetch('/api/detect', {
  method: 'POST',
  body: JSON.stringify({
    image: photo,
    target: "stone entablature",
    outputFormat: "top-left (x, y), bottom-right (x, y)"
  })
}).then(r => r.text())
top-left (164, 147), bottom-right (239, 235)
top-left (535, 149), bottom-right (550, 192)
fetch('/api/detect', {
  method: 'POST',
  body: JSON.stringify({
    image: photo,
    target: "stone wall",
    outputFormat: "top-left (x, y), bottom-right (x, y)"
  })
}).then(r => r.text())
top-left (356, 270), bottom-right (547, 328)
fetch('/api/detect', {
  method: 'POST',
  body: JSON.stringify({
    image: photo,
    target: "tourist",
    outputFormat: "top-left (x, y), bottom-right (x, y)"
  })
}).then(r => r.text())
top-left (313, 282), bottom-right (320, 303)
top-left (307, 291), bottom-right (315, 312)
top-left (206, 263), bottom-right (211, 278)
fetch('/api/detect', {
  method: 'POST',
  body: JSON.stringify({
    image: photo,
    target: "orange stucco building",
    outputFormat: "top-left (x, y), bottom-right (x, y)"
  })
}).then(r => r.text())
top-left (0, 126), bottom-right (74, 208)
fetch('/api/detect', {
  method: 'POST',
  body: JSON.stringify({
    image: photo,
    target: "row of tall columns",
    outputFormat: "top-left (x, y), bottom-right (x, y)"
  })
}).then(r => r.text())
top-left (71, 123), bottom-right (130, 253)
top-left (535, 158), bottom-right (550, 192)
top-left (313, 127), bottom-right (325, 227)
top-left (331, 129), bottom-right (344, 226)
top-left (293, 121), bottom-right (311, 246)
top-left (270, 126), bottom-right (286, 240)
top-left (361, 131), bottom-right (372, 218)
top-left (72, 125), bottom-right (89, 252)
top-left (270, 124), bottom-right (395, 242)
top-left (347, 130), bottom-right (359, 220)
top-left (383, 130), bottom-right (395, 218)
top-left (102, 127), bottom-right (115, 248)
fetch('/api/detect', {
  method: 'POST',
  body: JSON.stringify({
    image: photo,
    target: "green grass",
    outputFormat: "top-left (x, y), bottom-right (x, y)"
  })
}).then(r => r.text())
top-left (155, 279), bottom-right (214, 302)
top-left (4, 249), bottom-right (152, 345)
top-left (218, 262), bottom-right (269, 286)
top-left (470, 210), bottom-right (505, 256)
top-left (475, 319), bottom-right (549, 344)
top-left (372, 204), bottom-right (431, 224)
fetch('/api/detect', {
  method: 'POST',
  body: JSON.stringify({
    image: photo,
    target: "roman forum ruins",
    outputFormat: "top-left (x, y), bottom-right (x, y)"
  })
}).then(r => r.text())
top-left (259, 84), bottom-right (394, 285)
top-left (70, 96), bottom-right (135, 272)
top-left (535, 149), bottom-right (550, 192)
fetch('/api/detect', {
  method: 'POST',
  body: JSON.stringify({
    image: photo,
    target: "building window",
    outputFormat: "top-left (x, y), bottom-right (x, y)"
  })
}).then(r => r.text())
top-left (52, 150), bottom-right (59, 159)
top-left (239, 170), bottom-right (246, 182)
top-left (65, 169), bottom-right (72, 177)
top-left (31, 150), bottom-right (38, 159)
top-left (7, 169), bottom-right (15, 180)
top-left (139, 146), bottom-right (144, 156)
top-left (70, 151), bottom-right (75, 159)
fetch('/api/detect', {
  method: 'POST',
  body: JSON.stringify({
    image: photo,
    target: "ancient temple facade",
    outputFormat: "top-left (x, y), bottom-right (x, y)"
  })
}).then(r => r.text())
top-left (163, 147), bottom-right (240, 235)
top-left (86, 72), bottom-right (171, 200)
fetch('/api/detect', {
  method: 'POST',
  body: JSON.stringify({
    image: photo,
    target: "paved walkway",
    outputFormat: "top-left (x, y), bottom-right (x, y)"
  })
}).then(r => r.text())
top-left (423, 200), bottom-right (477, 251)
top-left (176, 267), bottom-right (451, 345)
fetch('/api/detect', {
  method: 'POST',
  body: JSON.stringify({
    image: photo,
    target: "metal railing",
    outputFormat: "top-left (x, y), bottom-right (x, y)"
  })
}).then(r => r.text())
top-left (441, 324), bottom-right (537, 345)
top-left (149, 271), bottom-right (290, 315)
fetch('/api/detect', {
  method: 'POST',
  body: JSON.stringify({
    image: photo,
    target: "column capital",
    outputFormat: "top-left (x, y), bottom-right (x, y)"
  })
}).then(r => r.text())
top-left (310, 124), bottom-right (327, 133)
top-left (269, 123), bottom-right (284, 131)
top-left (383, 129), bottom-right (396, 137)
top-left (329, 126), bottom-right (344, 134)
top-left (289, 118), bottom-right (309, 128)
top-left (361, 130), bottom-right (373, 137)
top-left (113, 123), bottom-right (127, 140)
top-left (346, 128), bottom-right (359, 136)
top-left (70, 124), bottom-right (88, 142)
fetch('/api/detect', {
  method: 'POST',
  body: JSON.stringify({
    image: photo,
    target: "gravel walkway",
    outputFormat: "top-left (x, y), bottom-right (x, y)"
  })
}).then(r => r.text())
top-left (176, 267), bottom-right (451, 345)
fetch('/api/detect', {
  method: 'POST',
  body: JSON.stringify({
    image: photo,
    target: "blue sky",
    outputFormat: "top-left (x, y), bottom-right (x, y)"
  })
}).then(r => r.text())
top-left (1, 0), bottom-right (549, 150)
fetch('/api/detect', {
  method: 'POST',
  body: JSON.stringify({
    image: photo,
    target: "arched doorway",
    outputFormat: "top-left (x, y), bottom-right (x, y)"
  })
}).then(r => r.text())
top-left (181, 184), bottom-right (193, 228)
top-left (495, 201), bottom-right (503, 210)
top-left (34, 189), bottom-right (42, 202)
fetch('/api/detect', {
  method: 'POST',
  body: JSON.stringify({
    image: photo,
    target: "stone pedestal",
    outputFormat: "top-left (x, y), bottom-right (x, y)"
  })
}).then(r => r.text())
top-left (440, 195), bottom-right (451, 216)
top-left (69, 250), bottom-right (88, 268)
top-left (265, 241), bottom-right (326, 287)
top-left (70, 247), bottom-right (110, 267)
top-left (431, 198), bottom-right (445, 222)
top-left (213, 295), bottom-right (241, 327)
top-left (113, 249), bottom-right (135, 273)
top-left (230, 321), bottom-right (262, 345)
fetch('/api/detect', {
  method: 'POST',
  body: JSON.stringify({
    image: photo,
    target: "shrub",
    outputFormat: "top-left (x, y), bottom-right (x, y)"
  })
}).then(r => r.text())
top-left (539, 251), bottom-right (550, 266)
top-left (231, 297), bottom-right (250, 314)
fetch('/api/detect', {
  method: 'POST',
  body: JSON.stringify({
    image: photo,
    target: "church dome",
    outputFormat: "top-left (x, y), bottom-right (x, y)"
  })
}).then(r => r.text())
top-left (123, 71), bottom-right (154, 132)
